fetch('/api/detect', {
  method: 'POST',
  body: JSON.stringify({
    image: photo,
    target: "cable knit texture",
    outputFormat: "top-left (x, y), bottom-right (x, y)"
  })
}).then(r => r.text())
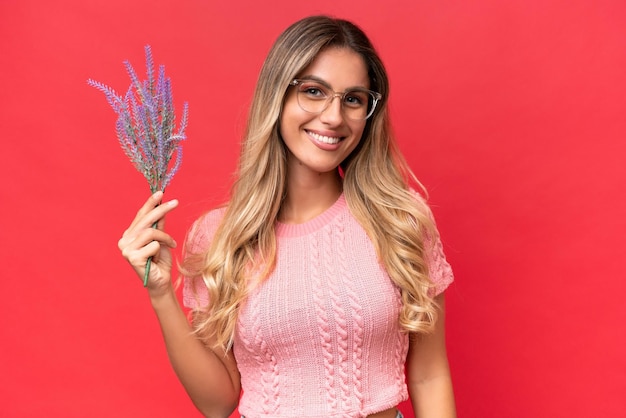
top-left (183, 194), bottom-right (454, 417)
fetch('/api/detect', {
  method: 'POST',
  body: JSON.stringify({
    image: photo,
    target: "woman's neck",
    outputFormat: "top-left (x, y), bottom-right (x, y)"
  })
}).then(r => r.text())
top-left (279, 170), bottom-right (343, 224)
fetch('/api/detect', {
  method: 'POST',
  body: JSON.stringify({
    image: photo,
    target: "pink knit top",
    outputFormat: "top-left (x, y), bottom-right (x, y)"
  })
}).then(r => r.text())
top-left (183, 194), bottom-right (453, 417)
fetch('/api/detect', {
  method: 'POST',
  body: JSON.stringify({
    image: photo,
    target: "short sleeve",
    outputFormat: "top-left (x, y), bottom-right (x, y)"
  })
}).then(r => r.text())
top-left (424, 229), bottom-right (454, 296)
top-left (409, 189), bottom-right (454, 296)
top-left (181, 207), bottom-right (227, 310)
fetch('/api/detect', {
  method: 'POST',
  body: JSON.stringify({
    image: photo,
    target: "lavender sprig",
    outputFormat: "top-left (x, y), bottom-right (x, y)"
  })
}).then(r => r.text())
top-left (88, 45), bottom-right (189, 286)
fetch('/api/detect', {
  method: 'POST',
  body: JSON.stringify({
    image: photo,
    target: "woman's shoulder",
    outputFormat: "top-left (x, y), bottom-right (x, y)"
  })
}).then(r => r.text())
top-left (184, 205), bottom-right (228, 255)
top-left (195, 205), bottom-right (228, 229)
top-left (406, 186), bottom-right (434, 218)
top-left (407, 186), bottom-right (427, 203)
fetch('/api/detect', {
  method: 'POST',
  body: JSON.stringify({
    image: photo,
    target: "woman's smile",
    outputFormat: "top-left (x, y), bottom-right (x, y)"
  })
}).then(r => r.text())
top-left (306, 129), bottom-right (343, 145)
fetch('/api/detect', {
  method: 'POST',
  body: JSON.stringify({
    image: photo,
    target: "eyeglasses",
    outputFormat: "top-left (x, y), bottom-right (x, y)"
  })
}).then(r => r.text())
top-left (289, 79), bottom-right (382, 121)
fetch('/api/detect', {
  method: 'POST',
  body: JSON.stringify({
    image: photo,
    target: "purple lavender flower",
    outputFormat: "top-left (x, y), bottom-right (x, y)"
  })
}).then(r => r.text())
top-left (88, 45), bottom-right (188, 193)
top-left (88, 46), bottom-right (189, 286)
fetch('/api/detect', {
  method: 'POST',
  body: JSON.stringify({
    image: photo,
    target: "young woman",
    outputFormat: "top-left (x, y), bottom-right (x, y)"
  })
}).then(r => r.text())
top-left (119, 15), bottom-right (456, 418)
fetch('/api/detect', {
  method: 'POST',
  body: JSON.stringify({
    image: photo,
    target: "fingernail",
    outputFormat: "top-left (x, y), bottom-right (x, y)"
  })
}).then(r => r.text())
top-left (153, 191), bottom-right (163, 199)
top-left (167, 199), bottom-right (178, 207)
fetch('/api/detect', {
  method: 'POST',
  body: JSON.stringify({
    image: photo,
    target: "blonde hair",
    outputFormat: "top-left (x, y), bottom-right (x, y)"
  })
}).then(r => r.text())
top-left (182, 15), bottom-right (439, 350)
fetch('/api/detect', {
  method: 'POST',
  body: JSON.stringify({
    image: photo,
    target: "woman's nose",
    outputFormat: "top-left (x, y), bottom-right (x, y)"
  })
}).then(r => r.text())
top-left (319, 94), bottom-right (344, 124)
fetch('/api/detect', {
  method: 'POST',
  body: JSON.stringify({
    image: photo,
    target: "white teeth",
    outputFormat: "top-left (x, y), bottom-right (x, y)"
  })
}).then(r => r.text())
top-left (308, 131), bottom-right (341, 144)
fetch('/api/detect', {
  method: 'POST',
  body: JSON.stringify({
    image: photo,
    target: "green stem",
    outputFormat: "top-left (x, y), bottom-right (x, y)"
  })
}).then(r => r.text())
top-left (144, 184), bottom-right (160, 288)
top-left (143, 220), bottom-right (159, 287)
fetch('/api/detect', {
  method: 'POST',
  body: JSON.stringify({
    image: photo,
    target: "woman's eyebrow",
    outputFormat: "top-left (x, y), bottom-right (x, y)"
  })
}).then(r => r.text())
top-left (296, 75), bottom-right (331, 88)
top-left (296, 76), bottom-right (370, 91)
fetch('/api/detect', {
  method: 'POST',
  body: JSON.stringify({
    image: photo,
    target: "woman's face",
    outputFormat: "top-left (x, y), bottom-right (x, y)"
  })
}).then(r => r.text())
top-left (280, 47), bottom-right (369, 180)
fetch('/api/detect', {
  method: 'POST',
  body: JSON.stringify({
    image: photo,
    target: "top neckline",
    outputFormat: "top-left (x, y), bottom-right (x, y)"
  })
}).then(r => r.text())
top-left (275, 194), bottom-right (346, 238)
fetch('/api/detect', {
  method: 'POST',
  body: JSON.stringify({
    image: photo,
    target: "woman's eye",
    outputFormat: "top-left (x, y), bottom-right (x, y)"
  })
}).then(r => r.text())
top-left (344, 93), bottom-right (366, 107)
top-left (302, 86), bottom-right (325, 98)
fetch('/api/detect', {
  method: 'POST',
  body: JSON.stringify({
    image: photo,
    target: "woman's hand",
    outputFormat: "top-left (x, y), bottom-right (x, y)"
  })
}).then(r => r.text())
top-left (118, 191), bottom-right (179, 297)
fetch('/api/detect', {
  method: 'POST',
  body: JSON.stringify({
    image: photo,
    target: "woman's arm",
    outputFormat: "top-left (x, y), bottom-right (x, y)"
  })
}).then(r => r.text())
top-left (406, 293), bottom-right (456, 418)
top-left (118, 192), bottom-right (241, 417)
top-left (150, 289), bottom-right (240, 417)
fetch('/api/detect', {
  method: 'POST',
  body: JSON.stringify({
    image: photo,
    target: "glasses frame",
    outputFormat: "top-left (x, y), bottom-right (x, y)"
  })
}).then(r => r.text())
top-left (289, 78), bottom-right (382, 121)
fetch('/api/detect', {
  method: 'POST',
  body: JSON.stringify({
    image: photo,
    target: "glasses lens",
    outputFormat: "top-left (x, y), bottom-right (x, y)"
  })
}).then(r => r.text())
top-left (342, 90), bottom-right (372, 120)
top-left (295, 81), bottom-right (329, 114)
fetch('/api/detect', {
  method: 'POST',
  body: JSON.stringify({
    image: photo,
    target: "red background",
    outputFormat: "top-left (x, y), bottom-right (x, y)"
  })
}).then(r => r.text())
top-left (1, 1), bottom-right (625, 417)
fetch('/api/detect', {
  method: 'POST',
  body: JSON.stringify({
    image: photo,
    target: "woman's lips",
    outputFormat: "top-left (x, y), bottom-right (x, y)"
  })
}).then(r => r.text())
top-left (306, 129), bottom-right (343, 145)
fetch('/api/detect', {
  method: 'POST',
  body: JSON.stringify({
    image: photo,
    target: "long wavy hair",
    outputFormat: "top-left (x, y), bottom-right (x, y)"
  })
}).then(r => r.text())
top-left (182, 15), bottom-right (440, 350)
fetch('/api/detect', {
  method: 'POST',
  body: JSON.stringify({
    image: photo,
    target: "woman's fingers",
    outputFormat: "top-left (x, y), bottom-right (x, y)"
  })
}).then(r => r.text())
top-left (124, 241), bottom-right (173, 285)
top-left (118, 193), bottom-right (180, 288)
top-left (119, 223), bottom-right (176, 281)
top-left (122, 198), bottom-right (178, 241)
top-left (127, 192), bottom-right (179, 231)
top-left (119, 227), bottom-right (177, 255)
top-left (123, 240), bottom-right (161, 270)
top-left (128, 191), bottom-right (163, 230)
top-left (119, 194), bottom-right (178, 263)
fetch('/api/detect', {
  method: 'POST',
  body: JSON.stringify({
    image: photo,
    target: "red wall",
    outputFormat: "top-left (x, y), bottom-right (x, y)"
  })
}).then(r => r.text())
top-left (1, 1), bottom-right (625, 416)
